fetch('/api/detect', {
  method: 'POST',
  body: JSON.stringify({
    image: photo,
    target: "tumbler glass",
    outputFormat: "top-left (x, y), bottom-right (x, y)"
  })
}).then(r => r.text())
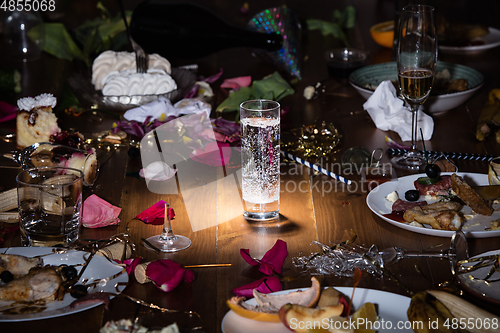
top-left (240, 100), bottom-right (280, 221)
top-left (16, 166), bottom-right (83, 247)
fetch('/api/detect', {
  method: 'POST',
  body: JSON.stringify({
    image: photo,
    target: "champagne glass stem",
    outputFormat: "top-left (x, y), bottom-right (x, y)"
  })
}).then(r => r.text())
top-left (160, 203), bottom-right (175, 240)
top-left (410, 104), bottom-right (419, 152)
top-left (402, 250), bottom-right (451, 259)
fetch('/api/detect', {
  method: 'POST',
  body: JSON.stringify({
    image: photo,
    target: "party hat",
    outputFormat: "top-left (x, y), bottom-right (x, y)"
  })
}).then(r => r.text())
top-left (248, 6), bottom-right (301, 79)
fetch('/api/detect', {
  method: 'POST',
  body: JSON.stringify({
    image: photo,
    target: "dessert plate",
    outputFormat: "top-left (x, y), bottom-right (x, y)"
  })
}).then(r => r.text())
top-left (68, 67), bottom-right (196, 111)
top-left (0, 247), bottom-right (128, 321)
top-left (439, 27), bottom-right (500, 54)
top-left (457, 249), bottom-right (500, 305)
top-left (366, 172), bottom-right (500, 238)
top-left (222, 287), bottom-right (412, 333)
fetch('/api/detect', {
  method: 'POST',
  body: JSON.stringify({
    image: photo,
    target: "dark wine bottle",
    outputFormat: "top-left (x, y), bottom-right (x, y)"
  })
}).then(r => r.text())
top-left (130, 0), bottom-right (283, 59)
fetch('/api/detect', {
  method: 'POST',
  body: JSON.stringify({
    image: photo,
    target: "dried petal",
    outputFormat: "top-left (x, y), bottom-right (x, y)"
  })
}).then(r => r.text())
top-left (135, 200), bottom-right (176, 224)
top-left (146, 259), bottom-right (194, 292)
top-left (232, 276), bottom-right (282, 297)
top-left (0, 101), bottom-right (18, 123)
top-left (240, 239), bottom-right (288, 275)
top-left (221, 76), bottom-right (252, 91)
top-left (190, 141), bottom-right (232, 166)
top-left (82, 195), bottom-right (121, 228)
top-left (139, 161), bottom-right (177, 181)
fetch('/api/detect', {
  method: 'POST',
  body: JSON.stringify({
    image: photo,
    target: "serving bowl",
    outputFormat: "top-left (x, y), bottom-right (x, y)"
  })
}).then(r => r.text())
top-left (349, 61), bottom-right (484, 114)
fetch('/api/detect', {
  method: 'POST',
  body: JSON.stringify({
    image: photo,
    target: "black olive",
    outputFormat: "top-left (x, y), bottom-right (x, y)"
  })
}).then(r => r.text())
top-left (405, 189), bottom-right (420, 202)
top-left (128, 147), bottom-right (140, 159)
top-left (0, 270), bottom-right (14, 283)
top-left (70, 284), bottom-right (88, 298)
top-left (425, 164), bottom-right (441, 179)
top-left (61, 265), bottom-right (78, 280)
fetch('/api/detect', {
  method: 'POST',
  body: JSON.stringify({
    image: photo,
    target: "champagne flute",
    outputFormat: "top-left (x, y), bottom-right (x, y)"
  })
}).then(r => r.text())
top-left (392, 5), bottom-right (437, 170)
top-left (145, 203), bottom-right (191, 252)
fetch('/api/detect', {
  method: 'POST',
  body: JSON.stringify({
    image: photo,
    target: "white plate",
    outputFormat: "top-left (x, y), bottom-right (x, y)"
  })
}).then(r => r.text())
top-left (0, 247), bottom-right (128, 321)
top-left (439, 27), bottom-right (500, 54)
top-left (222, 287), bottom-right (412, 333)
top-left (457, 249), bottom-right (500, 305)
top-left (366, 172), bottom-right (500, 238)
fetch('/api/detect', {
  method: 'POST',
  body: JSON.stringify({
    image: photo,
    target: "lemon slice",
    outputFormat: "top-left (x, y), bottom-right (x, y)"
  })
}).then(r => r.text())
top-left (351, 302), bottom-right (378, 333)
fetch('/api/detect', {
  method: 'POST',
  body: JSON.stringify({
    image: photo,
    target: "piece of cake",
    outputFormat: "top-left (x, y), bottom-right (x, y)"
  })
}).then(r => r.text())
top-left (16, 94), bottom-right (60, 149)
top-left (16, 93), bottom-right (99, 186)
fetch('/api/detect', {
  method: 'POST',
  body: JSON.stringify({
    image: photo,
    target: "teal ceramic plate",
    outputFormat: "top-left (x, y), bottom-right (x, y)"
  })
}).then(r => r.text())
top-left (349, 61), bottom-right (484, 114)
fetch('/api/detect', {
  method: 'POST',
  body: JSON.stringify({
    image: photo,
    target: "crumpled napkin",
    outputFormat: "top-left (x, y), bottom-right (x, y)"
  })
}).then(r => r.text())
top-left (363, 80), bottom-right (434, 141)
top-left (123, 97), bottom-right (211, 123)
top-left (82, 194), bottom-right (121, 228)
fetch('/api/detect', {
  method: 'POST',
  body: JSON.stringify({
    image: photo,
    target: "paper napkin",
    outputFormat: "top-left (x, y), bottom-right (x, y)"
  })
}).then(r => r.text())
top-left (363, 80), bottom-right (434, 141)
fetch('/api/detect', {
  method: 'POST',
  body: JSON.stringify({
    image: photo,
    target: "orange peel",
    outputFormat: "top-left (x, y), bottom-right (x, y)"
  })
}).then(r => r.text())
top-left (370, 20), bottom-right (394, 48)
top-left (226, 277), bottom-right (321, 323)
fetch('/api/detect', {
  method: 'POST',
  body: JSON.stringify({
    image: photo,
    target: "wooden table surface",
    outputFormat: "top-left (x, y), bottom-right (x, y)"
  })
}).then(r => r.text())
top-left (1, 1), bottom-right (500, 332)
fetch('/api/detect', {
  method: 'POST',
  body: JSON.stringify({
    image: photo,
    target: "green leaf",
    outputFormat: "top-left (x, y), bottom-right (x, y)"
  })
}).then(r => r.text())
top-left (41, 23), bottom-right (84, 62)
top-left (343, 6), bottom-right (356, 29)
top-left (216, 72), bottom-right (294, 115)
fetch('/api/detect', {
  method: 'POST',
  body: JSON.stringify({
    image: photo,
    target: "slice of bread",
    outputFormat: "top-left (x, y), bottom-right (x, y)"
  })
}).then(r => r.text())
top-left (451, 173), bottom-right (493, 216)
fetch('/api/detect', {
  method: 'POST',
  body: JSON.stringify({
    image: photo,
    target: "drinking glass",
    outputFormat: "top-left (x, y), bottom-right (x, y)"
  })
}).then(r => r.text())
top-left (145, 203), bottom-right (191, 252)
top-left (392, 5), bottom-right (437, 170)
top-left (16, 166), bottom-right (83, 247)
top-left (240, 100), bottom-right (280, 221)
top-left (2, 10), bottom-right (44, 61)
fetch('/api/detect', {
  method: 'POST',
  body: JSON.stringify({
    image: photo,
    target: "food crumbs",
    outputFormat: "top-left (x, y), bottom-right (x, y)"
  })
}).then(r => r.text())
top-left (342, 201), bottom-right (350, 206)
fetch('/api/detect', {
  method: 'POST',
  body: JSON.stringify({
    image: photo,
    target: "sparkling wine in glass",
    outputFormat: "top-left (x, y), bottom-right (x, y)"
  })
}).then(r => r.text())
top-left (145, 203), bottom-right (191, 252)
top-left (392, 4), bottom-right (437, 170)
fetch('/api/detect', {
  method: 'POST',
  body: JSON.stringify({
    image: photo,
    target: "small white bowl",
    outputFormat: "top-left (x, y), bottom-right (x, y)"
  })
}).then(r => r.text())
top-left (349, 62), bottom-right (484, 114)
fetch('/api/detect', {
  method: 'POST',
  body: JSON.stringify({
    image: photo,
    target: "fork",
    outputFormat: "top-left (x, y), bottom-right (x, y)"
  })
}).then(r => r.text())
top-left (117, 0), bottom-right (148, 73)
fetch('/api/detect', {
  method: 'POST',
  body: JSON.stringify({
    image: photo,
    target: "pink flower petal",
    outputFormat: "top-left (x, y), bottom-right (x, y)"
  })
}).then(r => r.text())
top-left (135, 200), bottom-right (175, 225)
top-left (139, 161), bottom-right (177, 181)
top-left (120, 257), bottom-right (142, 275)
top-left (220, 76), bottom-right (252, 91)
top-left (232, 276), bottom-right (282, 297)
top-left (190, 141), bottom-right (232, 166)
top-left (82, 195), bottom-right (121, 228)
top-left (146, 259), bottom-right (194, 292)
top-left (240, 239), bottom-right (288, 275)
top-left (0, 101), bottom-right (18, 123)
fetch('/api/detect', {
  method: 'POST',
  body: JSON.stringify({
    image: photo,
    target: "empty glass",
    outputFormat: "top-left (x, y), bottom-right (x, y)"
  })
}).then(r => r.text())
top-left (3, 10), bottom-right (44, 61)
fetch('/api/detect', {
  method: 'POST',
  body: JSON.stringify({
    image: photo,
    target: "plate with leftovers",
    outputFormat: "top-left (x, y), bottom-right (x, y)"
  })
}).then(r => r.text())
top-left (222, 287), bottom-right (412, 333)
top-left (439, 27), bottom-right (500, 54)
top-left (366, 172), bottom-right (500, 238)
top-left (349, 62), bottom-right (484, 114)
top-left (0, 247), bottom-right (128, 322)
top-left (457, 249), bottom-right (500, 305)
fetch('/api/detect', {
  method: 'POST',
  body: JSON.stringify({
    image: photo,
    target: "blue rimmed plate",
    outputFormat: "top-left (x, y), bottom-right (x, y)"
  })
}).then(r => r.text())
top-left (349, 61), bottom-right (484, 114)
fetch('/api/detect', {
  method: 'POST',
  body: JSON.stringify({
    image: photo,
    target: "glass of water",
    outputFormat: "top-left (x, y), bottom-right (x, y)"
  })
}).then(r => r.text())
top-left (16, 166), bottom-right (83, 247)
top-left (240, 100), bottom-right (280, 221)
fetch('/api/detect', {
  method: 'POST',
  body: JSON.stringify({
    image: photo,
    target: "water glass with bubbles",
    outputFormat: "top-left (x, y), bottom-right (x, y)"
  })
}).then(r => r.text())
top-left (240, 100), bottom-right (280, 221)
